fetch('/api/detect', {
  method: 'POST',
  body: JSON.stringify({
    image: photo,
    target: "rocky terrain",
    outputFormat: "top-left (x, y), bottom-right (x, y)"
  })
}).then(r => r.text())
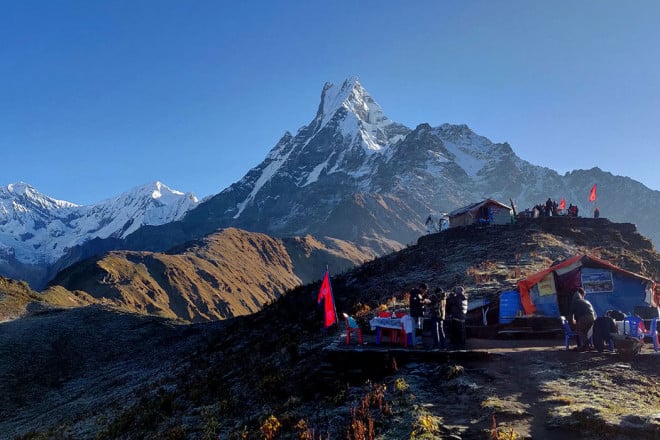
top-left (1, 217), bottom-right (659, 439)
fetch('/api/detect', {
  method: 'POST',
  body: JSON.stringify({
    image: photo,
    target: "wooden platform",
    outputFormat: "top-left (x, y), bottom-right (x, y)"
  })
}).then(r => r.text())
top-left (321, 332), bottom-right (499, 382)
top-left (320, 327), bottom-right (568, 383)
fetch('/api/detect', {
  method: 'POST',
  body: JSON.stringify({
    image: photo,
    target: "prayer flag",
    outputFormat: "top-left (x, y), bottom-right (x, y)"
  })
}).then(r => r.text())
top-left (317, 270), bottom-right (337, 328)
top-left (589, 184), bottom-right (597, 202)
top-left (559, 198), bottom-right (565, 210)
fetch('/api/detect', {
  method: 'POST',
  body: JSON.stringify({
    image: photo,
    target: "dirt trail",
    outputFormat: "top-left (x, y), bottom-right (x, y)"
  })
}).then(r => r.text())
top-left (458, 339), bottom-right (660, 439)
top-left (383, 337), bottom-right (660, 439)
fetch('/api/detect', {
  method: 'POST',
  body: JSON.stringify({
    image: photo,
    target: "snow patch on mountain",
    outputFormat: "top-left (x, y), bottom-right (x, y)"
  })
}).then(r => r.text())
top-left (233, 144), bottom-right (296, 219)
top-left (301, 158), bottom-right (331, 187)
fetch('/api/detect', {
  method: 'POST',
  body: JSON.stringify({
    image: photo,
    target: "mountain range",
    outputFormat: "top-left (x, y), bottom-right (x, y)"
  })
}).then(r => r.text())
top-left (122, 78), bottom-right (660, 263)
top-left (0, 181), bottom-right (198, 288)
top-left (2, 77), bottom-right (659, 291)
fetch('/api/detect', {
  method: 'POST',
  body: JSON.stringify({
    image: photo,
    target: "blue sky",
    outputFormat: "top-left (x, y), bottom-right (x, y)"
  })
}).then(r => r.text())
top-left (2, 1), bottom-right (659, 205)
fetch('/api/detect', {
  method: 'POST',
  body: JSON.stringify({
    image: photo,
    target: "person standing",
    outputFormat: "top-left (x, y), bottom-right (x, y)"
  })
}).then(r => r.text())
top-left (449, 286), bottom-right (468, 349)
top-left (409, 283), bottom-right (427, 345)
top-left (593, 207), bottom-right (600, 218)
top-left (569, 287), bottom-right (596, 352)
top-left (427, 287), bottom-right (447, 349)
top-left (425, 215), bottom-right (434, 234)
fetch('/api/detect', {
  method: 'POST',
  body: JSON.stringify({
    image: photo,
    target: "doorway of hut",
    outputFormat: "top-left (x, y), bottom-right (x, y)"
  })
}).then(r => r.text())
top-left (555, 265), bottom-right (582, 317)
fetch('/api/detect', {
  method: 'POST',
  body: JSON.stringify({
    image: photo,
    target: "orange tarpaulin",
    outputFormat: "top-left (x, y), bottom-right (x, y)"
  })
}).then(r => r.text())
top-left (517, 255), bottom-right (583, 314)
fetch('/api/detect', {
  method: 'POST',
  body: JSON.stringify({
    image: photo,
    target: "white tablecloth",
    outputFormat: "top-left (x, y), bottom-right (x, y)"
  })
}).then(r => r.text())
top-left (369, 315), bottom-right (414, 334)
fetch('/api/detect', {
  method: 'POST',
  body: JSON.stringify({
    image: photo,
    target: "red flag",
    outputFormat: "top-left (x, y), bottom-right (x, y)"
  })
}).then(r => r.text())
top-left (589, 184), bottom-right (597, 202)
top-left (559, 198), bottom-right (566, 210)
top-left (317, 270), bottom-right (337, 328)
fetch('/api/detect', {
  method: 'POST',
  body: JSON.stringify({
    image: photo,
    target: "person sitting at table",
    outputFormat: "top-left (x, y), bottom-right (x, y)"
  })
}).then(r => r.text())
top-left (592, 310), bottom-right (618, 352)
top-left (409, 283), bottom-right (427, 345)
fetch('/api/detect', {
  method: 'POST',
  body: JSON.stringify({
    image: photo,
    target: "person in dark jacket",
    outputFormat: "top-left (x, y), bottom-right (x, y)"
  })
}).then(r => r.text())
top-left (409, 283), bottom-right (427, 345)
top-left (426, 288), bottom-right (447, 349)
top-left (592, 310), bottom-right (618, 352)
top-left (569, 287), bottom-right (596, 351)
top-left (449, 286), bottom-right (468, 349)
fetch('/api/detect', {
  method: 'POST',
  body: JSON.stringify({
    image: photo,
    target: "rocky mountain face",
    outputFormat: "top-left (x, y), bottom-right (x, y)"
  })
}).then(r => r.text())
top-left (2, 219), bottom-right (658, 439)
top-left (45, 228), bottom-right (368, 322)
top-left (123, 78), bottom-right (660, 261)
top-left (0, 182), bottom-right (198, 288)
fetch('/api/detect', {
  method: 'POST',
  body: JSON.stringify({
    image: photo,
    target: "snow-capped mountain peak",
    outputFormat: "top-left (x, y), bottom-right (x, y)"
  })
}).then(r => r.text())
top-left (1, 182), bottom-right (78, 212)
top-left (314, 77), bottom-right (403, 152)
top-left (115, 181), bottom-right (198, 205)
top-left (0, 181), bottom-right (198, 268)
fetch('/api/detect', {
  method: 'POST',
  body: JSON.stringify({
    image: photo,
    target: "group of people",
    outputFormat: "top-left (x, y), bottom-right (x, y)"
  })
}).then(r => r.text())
top-left (522, 197), bottom-right (580, 218)
top-left (568, 287), bottom-right (625, 352)
top-left (408, 283), bottom-right (469, 350)
top-left (521, 198), bottom-right (602, 219)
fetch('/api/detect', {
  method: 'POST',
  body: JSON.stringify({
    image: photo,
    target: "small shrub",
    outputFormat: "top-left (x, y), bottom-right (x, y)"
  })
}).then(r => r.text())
top-left (410, 410), bottom-right (441, 439)
top-left (259, 415), bottom-right (281, 440)
top-left (394, 377), bottom-right (409, 393)
top-left (161, 426), bottom-right (187, 440)
top-left (201, 408), bottom-right (220, 440)
top-left (490, 415), bottom-right (521, 440)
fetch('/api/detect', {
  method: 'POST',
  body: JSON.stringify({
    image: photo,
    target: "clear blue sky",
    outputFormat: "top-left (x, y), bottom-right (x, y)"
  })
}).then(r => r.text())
top-left (2, 1), bottom-right (659, 205)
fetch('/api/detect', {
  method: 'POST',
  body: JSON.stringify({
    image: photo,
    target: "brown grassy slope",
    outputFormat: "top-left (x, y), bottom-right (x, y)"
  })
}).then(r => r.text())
top-left (0, 277), bottom-right (40, 322)
top-left (281, 234), bottom-right (376, 282)
top-left (49, 228), bottom-right (305, 322)
top-left (0, 276), bottom-right (97, 322)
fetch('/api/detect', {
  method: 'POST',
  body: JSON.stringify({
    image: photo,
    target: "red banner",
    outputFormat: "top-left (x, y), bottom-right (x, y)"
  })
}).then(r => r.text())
top-left (317, 270), bottom-right (337, 328)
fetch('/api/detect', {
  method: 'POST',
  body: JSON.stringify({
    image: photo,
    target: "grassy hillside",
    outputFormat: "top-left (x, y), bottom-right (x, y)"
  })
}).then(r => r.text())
top-left (47, 228), bottom-right (369, 322)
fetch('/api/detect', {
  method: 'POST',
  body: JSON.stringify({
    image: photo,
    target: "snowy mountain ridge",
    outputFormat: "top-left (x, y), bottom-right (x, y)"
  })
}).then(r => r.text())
top-left (0, 181), bottom-right (198, 265)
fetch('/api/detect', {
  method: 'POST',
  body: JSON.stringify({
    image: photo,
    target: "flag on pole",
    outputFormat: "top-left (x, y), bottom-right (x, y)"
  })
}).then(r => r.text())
top-left (559, 197), bottom-right (566, 210)
top-left (317, 270), bottom-right (337, 328)
top-left (589, 184), bottom-right (597, 202)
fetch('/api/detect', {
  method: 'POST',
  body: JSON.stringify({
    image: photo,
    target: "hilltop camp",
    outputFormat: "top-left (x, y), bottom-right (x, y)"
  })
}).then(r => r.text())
top-left (448, 199), bottom-right (513, 227)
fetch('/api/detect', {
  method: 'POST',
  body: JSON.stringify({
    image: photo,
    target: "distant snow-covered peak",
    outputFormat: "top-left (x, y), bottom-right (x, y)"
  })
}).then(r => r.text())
top-left (120, 181), bottom-right (198, 204)
top-left (1, 182), bottom-right (78, 210)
